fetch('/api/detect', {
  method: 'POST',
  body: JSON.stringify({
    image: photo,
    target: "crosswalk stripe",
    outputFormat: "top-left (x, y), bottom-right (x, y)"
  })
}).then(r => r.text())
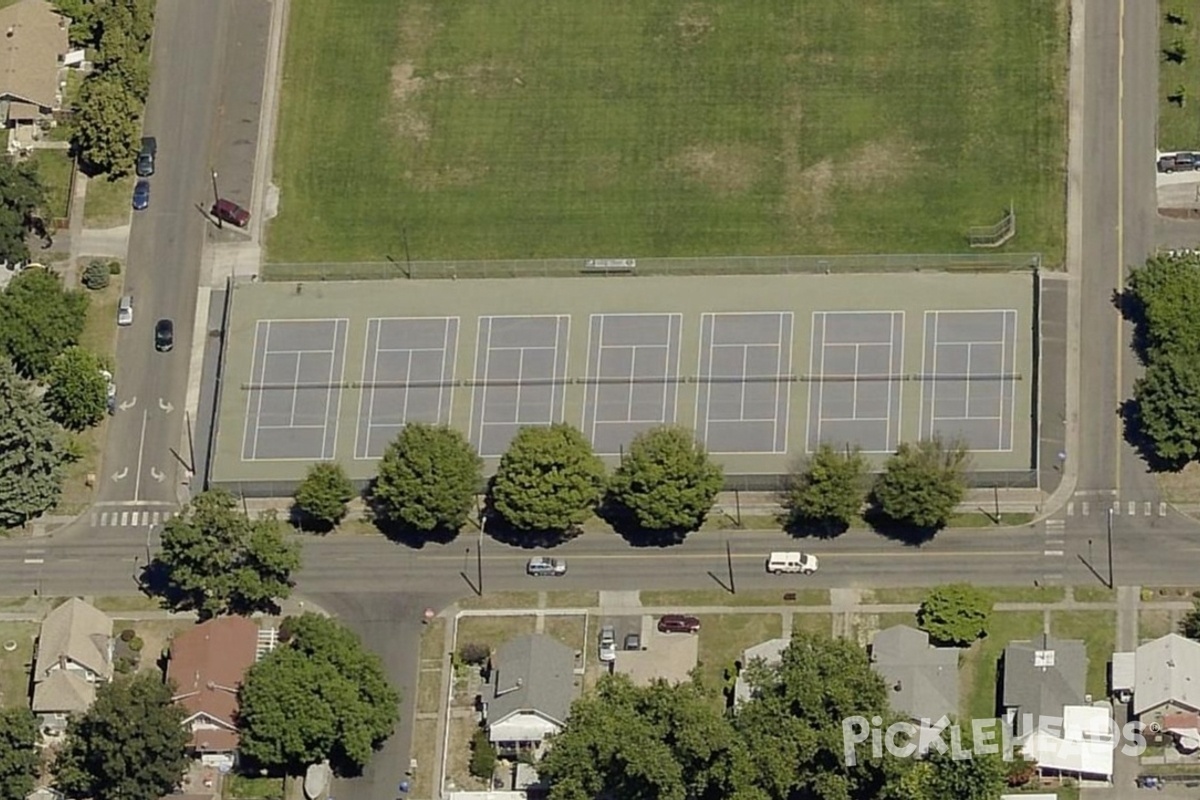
top-left (1045, 550), bottom-right (1064, 556)
top-left (101, 512), bottom-right (110, 525)
top-left (1128, 501), bottom-right (1135, 516)
top-left (120, 511), bottom-right (128, 526)
top-left (151, 512), bottom-right (159, 525)
top-left (1144, 502), bottom-right (1151, 516)
top-left (1082, 501), bottom-right (1090, 516)
top-left (1160, 502), bottom-right (1168, 517)
top-left (1066, 501), bottom-right (1074, 516)
top-left (1112, 501), bottom-right (1120, 515)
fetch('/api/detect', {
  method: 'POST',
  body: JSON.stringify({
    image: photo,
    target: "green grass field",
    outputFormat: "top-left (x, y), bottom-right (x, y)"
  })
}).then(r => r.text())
top-left (270, 0), bottom-right (1067, 263)
top-left (1160, 1), bottom-right (1200, 150)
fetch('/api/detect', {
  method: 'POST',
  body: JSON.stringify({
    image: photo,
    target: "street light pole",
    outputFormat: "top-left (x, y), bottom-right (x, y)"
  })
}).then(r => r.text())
top-left (726, 540), bottom-right (735, 595)
top-left (477, 516), bottom-right (485, 596)
top-left (211, 171), bottom-right (222, 228)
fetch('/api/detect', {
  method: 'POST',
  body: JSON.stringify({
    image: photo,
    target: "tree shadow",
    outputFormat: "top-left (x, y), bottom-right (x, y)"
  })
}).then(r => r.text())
top-left (1119, 397), bottom-right (1189, 473)
top-left (138, 558), bottom-right (184, 609)
top-left (782, 513), bottom-right (850, 539)
top-left (596, 496), bottom-right (693, 548)
top-left (361, 479), bottom-right (462, 548)
top-left (1113, 287), bottom-right (1152, 365)
top-left (288, 504), bottom-right (337, 535)
top-left (475, 490), bottom-right (578, 549)
top-left (862, 507), bottom-right (940, 546)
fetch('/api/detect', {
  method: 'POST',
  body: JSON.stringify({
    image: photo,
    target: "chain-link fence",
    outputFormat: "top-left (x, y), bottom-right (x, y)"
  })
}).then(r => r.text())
top-left (262, 251), bottom-right (1042, 282)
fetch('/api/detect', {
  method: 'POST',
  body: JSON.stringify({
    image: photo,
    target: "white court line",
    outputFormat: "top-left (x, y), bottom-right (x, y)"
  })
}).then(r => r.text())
top-left (1004, 308), bottom-right (1017, 451)
top-left (816, 313), bottom-right (828, 446)
top-left (257, 346), bottom-right (338, 355)
top-left (893, 312), bottom-right (905, 450)
top-left (668, 313), bottom-right (682, 425)
top-left (773, 312), bottom-right (790, 452)
top-left (319, 322), bottom-right (339, 459)
top-left (328, 319), bottom-right (349, 460)
top-left (934, 414), bottom-right (1004, 422)
top-left (696, 314), bottom-right (715, 446)
top-left (738, 345), bottom-right (750, 420)
top-left (582, 315), bottom-right (600, 442)
top-left (805, 313), bottom-right (819, 452)
top-left (919, 312), bottom-right (931, 440)
top-left (884, 312), bottom-right (897, 450)
top-left (258, 423), bottom-right (326, 430)
top-left (554, 315), bottom-right (570, 423)
top-left (470, 317), bottom-right (494, 449)
top-left (928, 312), bottom-right (939, 447)
top-left (353, 319), bottom-right (378, 459)
top-left (964, 343), bottom-right (974, 421)
top-left (821, 414), bottom-right (891, 423)
top-left (439, 318), bottom-right (457, 426)
top-left (242, 319), bottom-right (268, 461)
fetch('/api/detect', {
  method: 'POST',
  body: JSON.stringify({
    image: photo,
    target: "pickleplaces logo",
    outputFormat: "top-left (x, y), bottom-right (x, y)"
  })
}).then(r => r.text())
top-left (841, 714), bottom-right (1151, 765)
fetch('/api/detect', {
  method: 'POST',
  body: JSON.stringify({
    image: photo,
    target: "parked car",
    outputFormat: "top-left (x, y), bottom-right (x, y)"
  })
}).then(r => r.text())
top-left (599, 625), bottom-right (617, 662)
top-left (212, 198), bottom-right (250, 228)
top-left (624, 633), bottom-right (641, 651)
top-left (1158, 152), bottom-right (1198, 173)
top-left (132, 179), bottom-right (150, 210)
top-left (766, 551), bottom-right (819, 575)
top-left (526, 556), bottom-right (566, 577)
top-left (136, 136), bottom-right (156, 177)
top-left (154, 318), bottom-right (174, 352)
top-left (657, 614), bottom-right (700, 634)
top-left (117, 295), bottom-right (133, 326)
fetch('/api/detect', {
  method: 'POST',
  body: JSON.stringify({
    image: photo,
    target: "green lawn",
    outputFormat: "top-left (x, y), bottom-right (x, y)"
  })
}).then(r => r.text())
top-left (270, 0), bottom-right (1067, 263)
top-left (1051, 610), bottom-right (1116, 700)
top-left (30, 151), bottom-right (73, 222)
top-left (696, 613), bottom-right (783, 692)
top-left (1160, 1), bottom-right (1200, 150)
top-left (640, 589), bottom-right (829, 607)
top-left (0, 622), bottom-right (36, 707)
top-left (82, 173), bottom-right (133, 229)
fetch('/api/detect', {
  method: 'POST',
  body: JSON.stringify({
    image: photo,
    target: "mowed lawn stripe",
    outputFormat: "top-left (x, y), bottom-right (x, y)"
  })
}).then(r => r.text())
top-left (269, 0), bottom-right (1066, 263)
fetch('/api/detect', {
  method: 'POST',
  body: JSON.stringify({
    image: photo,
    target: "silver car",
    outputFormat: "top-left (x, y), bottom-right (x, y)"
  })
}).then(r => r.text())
top-left (598, 625), bottom-right (617, 663)
top-left (526, 556), bottom-right (567, 577)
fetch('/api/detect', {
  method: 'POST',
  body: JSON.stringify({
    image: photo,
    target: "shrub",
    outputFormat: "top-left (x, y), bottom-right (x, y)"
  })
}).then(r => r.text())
top-left (119, 628), bottom-right (136, 642)
top-left (107, 260), bottom-right (121, 275)
top-left (82, 260), bottom-right (110, 290)
top-left (469, 728), bottom-right (497, 779)
top-left (458, 642), bottom-right (490, 666)
top-left (128, 636), bottom-right (144, 652)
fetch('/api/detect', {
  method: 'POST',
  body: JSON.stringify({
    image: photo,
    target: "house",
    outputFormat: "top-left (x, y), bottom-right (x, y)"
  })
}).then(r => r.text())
top-left (31, 598), bottom-right (113, 729)
top-left (1002, 633), bottom-right (1087, 738)
top-left (0, 0), bottom-right (69, 126)
top-left (1018, 703), bottom-right (1114, 782)
top-left (482, 634), bottom-right (576, 755)
top-left (1134, 633), bottom-right (1200, 727)
top-left (733, 638), bottom-right (788, 707)
top-left (167, 616), bottom-right (259, 762)
top-left (869, 625), bottom-right (959, 725)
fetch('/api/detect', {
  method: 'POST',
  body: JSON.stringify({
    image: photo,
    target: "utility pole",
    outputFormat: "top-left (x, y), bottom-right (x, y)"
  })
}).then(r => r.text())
top-left (402, 227), bottom-right (412, 277)
top-left (726, 540), bottom-right (735, 595)
top-left (1106, 508), bottom-right (1115, 589)
top-left (184, 410), bottom-right (197, 474)
top-left (734, 489), bottom-right (742, 528)
top-left (211, 171), bottom-right (222, 228)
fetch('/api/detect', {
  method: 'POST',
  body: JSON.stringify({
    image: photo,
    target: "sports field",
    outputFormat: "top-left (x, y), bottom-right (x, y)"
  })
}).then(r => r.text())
top-left (269, 1), bottom-right (1067, 263)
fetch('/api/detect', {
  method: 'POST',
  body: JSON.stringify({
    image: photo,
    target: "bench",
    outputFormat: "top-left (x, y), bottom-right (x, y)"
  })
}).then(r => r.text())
top-left (582, 258), bottom-right (636, 274)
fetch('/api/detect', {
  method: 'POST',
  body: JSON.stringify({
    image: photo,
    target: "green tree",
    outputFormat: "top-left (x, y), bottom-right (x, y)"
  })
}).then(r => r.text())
top-left (237, 613), bottom-right (400, 775)
top-left (468, 729), bottom-right (497, 780)
top-left (922, 732), bottom-right (1007, 800)
top-left (786, 444), bottom-right (867, 534)
top-left (0, 358), bottom-right (66, 527)
top-left (1132, 350), bottom-right (1200, 465)
top-left (490, 424), bottom-right (606, 533)
top-left (0, 708), bottom-right (39, 800)
top-left (371, 423), bottom-right (481, 535)
top-left (0, 267), bottom-right (89, 379)
top-left (293, 461), bottom-right (355, 531)
top-left (0, 159), bottom-right (46, 264)
top-left (606, 426), bottom-right (723, 534)
top-left (735, 630), bottom-right (910, 800)
top-left (1125, 254), bottom-right (1200, 359)
top-left (154, 488), bottom-right (301, 618)
top-left (96, 22), bottom-right (151, 101)
top-left (1180, 599), bottom-right (1200, 641)
top-left (537, 674), bottom-right (756, 800)
top-left (871, 438), bottom-right (968, 531)
top-left (55, 673), bottom-right (189, 800)
top-left (72, 72), bottom-right (140, 176)
top-left (917, 584), bottom-right (993, 646)
top-left (44, 346), bottom-right (109, 430)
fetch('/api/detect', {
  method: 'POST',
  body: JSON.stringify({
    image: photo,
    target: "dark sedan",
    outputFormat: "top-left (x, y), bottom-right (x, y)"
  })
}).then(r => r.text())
top-left (154, 318), bottom-right (174, 352)
top-left (132, 180), bottom-right (150, 211)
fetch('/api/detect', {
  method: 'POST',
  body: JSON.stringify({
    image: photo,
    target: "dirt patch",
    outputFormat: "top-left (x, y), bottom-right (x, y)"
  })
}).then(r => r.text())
top-left (398, 3), bottom-right (436, 54)
top-left (1158, 462), bottom-right (1200, 504)
top-left (391, 3), bottom-right (437, 142)
top-left (840, 138), bottom-right (919, 184)
top-left (667, 144), bottom-right (762, 194)
top-left (391, 64), bottom-right (424, 103)
top-left (676, 4), bottom-right (714, 46)
top-left (408, 162), bottom-right (488, 190)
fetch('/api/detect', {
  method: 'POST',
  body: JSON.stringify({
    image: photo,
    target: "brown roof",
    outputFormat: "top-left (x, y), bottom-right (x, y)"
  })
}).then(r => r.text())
top-left (0, 0), bottom-right (68, 110)
top-left (166, 617), bottom-right (259, 750)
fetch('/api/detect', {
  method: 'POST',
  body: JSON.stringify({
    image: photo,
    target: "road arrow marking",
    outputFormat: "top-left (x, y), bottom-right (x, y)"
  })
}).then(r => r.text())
top-left (149, 467), bottom-right (165, 483)
top-left (118, 397), bottom-right (137, 411)
top-left (158, 398), bottom-right (174, 413)
top-left (111, 467), bottom-right (129, 482)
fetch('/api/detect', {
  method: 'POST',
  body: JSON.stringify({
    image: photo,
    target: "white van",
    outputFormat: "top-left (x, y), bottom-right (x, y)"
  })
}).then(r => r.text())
top-left (766, 551), bottom-right (818, 575)
top-left (117, 295), bottom-right (133, 326)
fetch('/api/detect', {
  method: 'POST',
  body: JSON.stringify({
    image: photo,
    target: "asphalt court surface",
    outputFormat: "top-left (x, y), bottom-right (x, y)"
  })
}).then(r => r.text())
top-left (355, 317), bottom-right (459, 459)
top-left (697, 312), bottom-right (792, 454)
top-left (919, 309), bottom-right (1018, 451)
top-left (471, 316), bottom-right (571, 457)
top-left (213, 274), bottom-right (1035, 485)
top-left (583, 313), bottom-right (682, 455)
top-left (242, 319), bottom-right (347, 460)
top-left (807, 311), bottom-right (904, 453)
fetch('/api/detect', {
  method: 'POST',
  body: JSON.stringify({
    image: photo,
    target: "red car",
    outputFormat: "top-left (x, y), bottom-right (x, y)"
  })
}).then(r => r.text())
top-left (212, 198), bottom-right (250, 228)
top-left (657, 614), bottom-right (700, 634)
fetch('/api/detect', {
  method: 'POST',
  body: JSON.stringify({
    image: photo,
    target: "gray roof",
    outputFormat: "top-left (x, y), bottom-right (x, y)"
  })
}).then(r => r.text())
top-left (34, 598), bottom-right (112, 681)
top-left (1002, 633), bottom-right (1087, 723)
top-left (870, 625), bottom-right (959, 723)
top-left (1135, 633), bottom-right (1200, 715)
top-left (486, 634), bottom-right (575, 729)
top-left (31, 668), bottom-right (95, 714)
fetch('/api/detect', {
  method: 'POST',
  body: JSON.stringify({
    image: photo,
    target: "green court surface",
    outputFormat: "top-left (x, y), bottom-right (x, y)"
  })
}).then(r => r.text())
top-left (209, 272), bottom-right (1035, 491)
